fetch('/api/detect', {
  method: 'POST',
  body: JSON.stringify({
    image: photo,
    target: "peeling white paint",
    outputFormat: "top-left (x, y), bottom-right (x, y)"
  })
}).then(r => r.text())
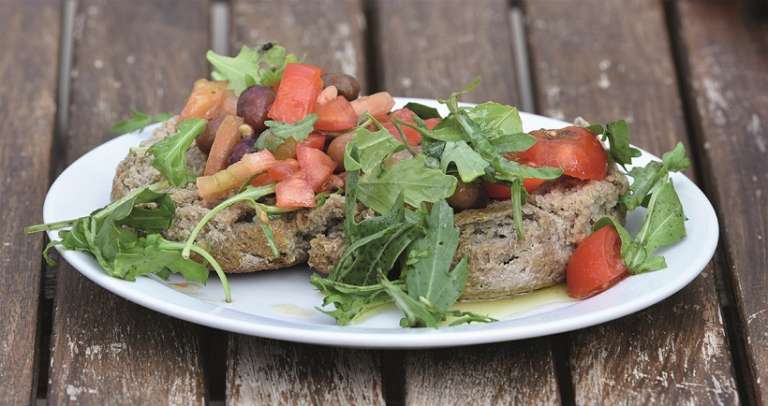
top-left (702, 79), bottom-right (728, 126)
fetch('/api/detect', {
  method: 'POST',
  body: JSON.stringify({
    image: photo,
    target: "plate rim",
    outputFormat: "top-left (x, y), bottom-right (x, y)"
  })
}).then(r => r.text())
top-left (43, 97), bottom-right (719, 348)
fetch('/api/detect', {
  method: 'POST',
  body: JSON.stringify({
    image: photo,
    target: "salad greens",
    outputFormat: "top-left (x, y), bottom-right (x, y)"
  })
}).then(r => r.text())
top-left (148, 118), bottom-right (207, 187)
top-left (403, 102), bottom-right (441, 119)
top-left (110, 111), bottom-right (173, 135)
top-left (26, 184), bottom-right (232, 302)
top-left (312, 170), bottom-right (493, 327)
top-left (343, 126), bottom-right (403, 174)
top-left (587, 120), bottom-right (642, 168)
top-left (621, 142), bottom-right (690, 210)
top-left (207, 43), bottom-right (298, 95)
top-left (254, 114), bottom-right (318, 152)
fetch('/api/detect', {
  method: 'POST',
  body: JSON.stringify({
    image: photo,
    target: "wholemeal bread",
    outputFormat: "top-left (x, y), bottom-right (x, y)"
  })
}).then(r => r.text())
top-left (112, 120), bottom-right (627, 299)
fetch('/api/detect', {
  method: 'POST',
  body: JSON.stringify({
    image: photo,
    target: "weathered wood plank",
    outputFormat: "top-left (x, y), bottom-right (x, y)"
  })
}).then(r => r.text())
top-left (0, 1), bottom-right (59, 404)
top-left (374, 1), bottom-right (560, 404)
top-left (226, 2), bottom-right (384, 404)
top-left (231, 0), bottom-right (367, 92)
top-left (525, 0), bottom-right (739, 404)
top-left (227, 337), bottom-right (384, 405)
top-left (675, 0), bottom-right (768, 403)
top-left (48, 1), bottom-right (210, 404)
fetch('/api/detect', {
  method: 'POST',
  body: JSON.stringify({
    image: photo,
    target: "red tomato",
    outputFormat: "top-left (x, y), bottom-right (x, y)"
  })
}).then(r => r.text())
top-left (314, 96), bottom-right (358, 131)
top-left (483, 178), bottom-right (548, 200)
top-left (268, 63), bottom-right (324, 124)
top-left (250, 172), bottom-right (273, 187)
top-left (268, 159), bottom-right (300, 182)
top-left (296, 144), bottom-right (336, 192)
top-left (275, 174), bottom-right (315, 208)
top-left (516, 126), bottom-right (607, 180)
top-left (382, 108), bottom-right (421, 145)
top-left (424, 118), bottom-right (441, 130)
top-left (567, 225), bottom-right (629, 299)
top-left (301, 133), bottom-right (326, 150)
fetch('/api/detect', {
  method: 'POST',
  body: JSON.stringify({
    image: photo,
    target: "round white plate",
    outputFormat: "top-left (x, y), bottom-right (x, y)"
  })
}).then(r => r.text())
top-left (43, 98), bottom-right (718, 348)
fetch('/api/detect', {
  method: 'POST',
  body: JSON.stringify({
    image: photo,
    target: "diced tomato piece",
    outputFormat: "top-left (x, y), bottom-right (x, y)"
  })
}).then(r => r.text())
top-left (524, 178), bottom-right (547, 192)
top-left (382, 108), bottom-right (422, 145)
top-left (314, 96), bottom-right (358, 131)
top-left (179, 79), bottom-right (229, 121)
top-left (350, 92), bottom-right (395, 120)
top-left (276, 174), bottom-right (316, 208)
top-left (516, 126), bottom-right (607, 180)
top-left (483, 178), bottom-right (546, 200)
top-left (567, 225), bottom-right (629, 299)
top-left (268, 63), bottom-right (324, 124)
top-left (250, 172), bottom-right (274, 187)
top-left (296, 144), bottom-right (336, 192)
top-left (267, 159), bottom-right (300, 182)
top-left (301, 133), bottom-right (327, 150)
top-left (424, 118), bottom-right (441, 130)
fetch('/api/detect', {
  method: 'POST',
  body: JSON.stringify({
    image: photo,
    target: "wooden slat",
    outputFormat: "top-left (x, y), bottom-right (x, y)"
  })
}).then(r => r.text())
top-left (525, 0), bottom-right (739, 404)
top-left (48, 1), bottom-right (210, 404)
top-left (675, 1), bottom-right (768, 403)
top-left (374, 1), bottom-right (560, 404)
top-left (0, 1), bottom-right (59, 404)
top-left (226, 2), bottom-right (384, 404)
top-left (227, 338), bottom-right (384, 405)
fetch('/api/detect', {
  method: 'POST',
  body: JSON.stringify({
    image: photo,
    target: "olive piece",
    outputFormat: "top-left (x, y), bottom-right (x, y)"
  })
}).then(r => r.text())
top-left (237, 85), bottom-right (275, 132)
top-left (321, 73), bottom-right (360, 101)
top-left (447, 181), bottom-right (487, 210)
top-left (196, 115), bottom-right (225, 154)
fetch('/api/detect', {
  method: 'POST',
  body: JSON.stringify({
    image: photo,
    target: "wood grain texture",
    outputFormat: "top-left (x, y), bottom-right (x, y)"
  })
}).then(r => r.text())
top-left (48, 1), bottom-right (210, 404)
top-left (0, 1), bottom-right (59, 404)
top-left (231, 0), bottom-right (367, 92)
top-left (374, 1), bottom-right (559, 404)
top-left (675, 1), bottom-right (768, 403)
top-left (373, 0), bottom-right (519, 102)
top-left (227, 337), bottom-right (384, 405)
top-left (525, 0), bottom-right (739, 404)
top-left (226, 2), bottom-right (384, 405)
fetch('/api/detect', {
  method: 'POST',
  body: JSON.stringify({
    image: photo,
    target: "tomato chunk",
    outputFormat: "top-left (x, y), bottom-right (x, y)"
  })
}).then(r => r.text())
top-left (314, 96), bottom-right (358, 131)
top-left (268, 63), bottom-right (324, 124)
top-left (516, 126), bottom-right (607, 180)
top-left (301, 133), bottom-right (326, 150)
top-left (424, 118), bottom-right (441, 130)
top-left (382, 108), bottom-right (422, 145)
top-left (483, 178), bottom-right (547, 200)
top-left (296, 144), bottom-right (336, 192)
top-left (276, 174), bottom-right (316, 208)
top-left (268, 159), bottom-right (300, 182)
top-left (567, 225), bottom-right (628, 299)
top-left (179, 79), bottom-right (229, 121)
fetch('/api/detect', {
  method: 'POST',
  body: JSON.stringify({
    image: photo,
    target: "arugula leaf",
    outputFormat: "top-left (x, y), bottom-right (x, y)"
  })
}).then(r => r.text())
top-left (116, 192), bottom-right (175, 232)
top-left (589, 120), bottom-right (641, 167)
top-left (148, 118), bottom-right (207, 187)
top-left (488, 132), bottom-right (536, 153)
top-left (440, 141), bottom-right (489, 182)
top-left (595, 179), bottom-right (686, 275)
top-left (110, 111), bottom-right (173, 135)
top-left (343, 126), bottom-right (403, 173)
top-left (254, 114), bottom-right (317, 152)
top-left (357, 155), bottom-right (457, 214)
top-left (207, 43), bottom-right (298, 95)
top-left (114, 234), bottom-right (209, 283)
top-left (466, 102), bottom-right (523, 135)
top-left (404, 102), bottom-right (442, 119)
top-left (311, 275), bottom-right (395, 325)
top-left (405, 200), bottom-right (468, 312)
top-left (621, 142), bottom-right (690, 210)
top-left (381, 277), bottom-right (442, 327)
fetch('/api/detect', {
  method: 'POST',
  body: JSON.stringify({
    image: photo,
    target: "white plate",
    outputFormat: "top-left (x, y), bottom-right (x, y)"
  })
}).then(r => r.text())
top-left (43, 98), bottom-right (719, 349)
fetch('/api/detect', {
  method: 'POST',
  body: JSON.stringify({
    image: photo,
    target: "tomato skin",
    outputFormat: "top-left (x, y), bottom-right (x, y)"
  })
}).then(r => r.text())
top-left (301, 133), bottom-right (326, 150)
top-left (567, 225), bottom-right (629, 299)
top-left (268, 63), bottom-right (324, 124)
top-left (268, 159), bottom-right (300, 182)
top-left (517, 126), bottom-right (607, 180)
top-left (314, 96), bottom-right (358, 131)
top-left (382, 108), bottom-right (422, 145)
top-left (483, 178), bottom-right (547, 200)
top-left (296, 144), bottom-right (336, 192)
top-left (424, 118), bottom-right (441, 130)
top-left (276, 173), bottom-right (316, 208)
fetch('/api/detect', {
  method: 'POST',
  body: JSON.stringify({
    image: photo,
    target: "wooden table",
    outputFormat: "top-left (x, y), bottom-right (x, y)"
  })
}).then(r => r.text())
top-left (1, 0), bottom-right (765, 404)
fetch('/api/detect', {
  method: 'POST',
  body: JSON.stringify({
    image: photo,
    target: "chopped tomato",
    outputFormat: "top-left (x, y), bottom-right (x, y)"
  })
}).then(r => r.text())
top-left (516, 126), bottom-right (607, 180)
top-left (567, 225), bottom-right (629, 299)
top-left (179, 79), bottom-right (229, 121)
top-left (314, 96), bottom-right (357, 131)
top-left (276, 174), bottom-right (315, 208)
top-left (249, 172), bottom-right (273, 187)
top-left (350, 92), bottom-right (395, 119)
top-left (483, 178), bottom-right (548, 200)
top-left (203, 115), bottom-right (244, 176)
top-left (382, 108), bottom-right (421, 145)
top-left (424, 118), bottom-right (441, 130)
top-left (198, 150), bottom-right (276, 203)
top-left (296, 144), bottom-right (336, 192)
top-left (268, 63), bottom-right (324, 124)
top-left (301, 133), bottom-right (327, 150)
top-left (268, 159), bottom-right (300, 182)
